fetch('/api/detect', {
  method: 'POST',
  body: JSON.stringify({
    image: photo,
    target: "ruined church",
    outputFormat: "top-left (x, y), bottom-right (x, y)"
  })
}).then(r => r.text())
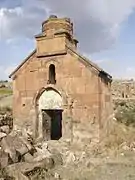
top-left (9, 15), bottom-right (112, 141)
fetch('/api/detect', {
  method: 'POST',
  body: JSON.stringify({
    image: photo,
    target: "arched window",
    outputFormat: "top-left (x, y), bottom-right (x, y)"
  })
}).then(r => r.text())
top-left (122, 92), bottom-right (124, 98)
top-left (48, 64), bottom-right (56, 84)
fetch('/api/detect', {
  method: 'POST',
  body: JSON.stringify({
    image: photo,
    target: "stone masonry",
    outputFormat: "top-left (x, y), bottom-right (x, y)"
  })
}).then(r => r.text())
top-left (9, 15), bottom-right (112, 142)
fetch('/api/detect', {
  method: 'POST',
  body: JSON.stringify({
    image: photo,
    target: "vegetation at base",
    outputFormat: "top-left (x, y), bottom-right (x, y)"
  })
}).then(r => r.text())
top-left (114, 100), bottom-right (135, 127)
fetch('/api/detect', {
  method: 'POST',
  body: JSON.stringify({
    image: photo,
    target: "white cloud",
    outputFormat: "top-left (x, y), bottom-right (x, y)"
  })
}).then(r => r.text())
top-left (0, 0), bottom-right (135, 53)
top-left (82, 52), bottom-right (110, 64)
top-left (0, 0), bottom-right (48, 40)
top-left (94, 58), bottom-right (110, 64)
top-left (45, 0), bottom-right (135, 52)
top-left (0, 65), bottom-right (17, 80)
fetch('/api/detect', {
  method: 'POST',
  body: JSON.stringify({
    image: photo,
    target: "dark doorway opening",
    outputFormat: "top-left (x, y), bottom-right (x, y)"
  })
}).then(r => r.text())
top-left (42, 109), bottom-right (62, 141)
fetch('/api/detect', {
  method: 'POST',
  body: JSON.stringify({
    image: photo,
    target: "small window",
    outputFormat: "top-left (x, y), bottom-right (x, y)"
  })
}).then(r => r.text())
top-left (122, 92), bottom-right (124, 98)
top-left (48, 64), bottom-right (56, 84)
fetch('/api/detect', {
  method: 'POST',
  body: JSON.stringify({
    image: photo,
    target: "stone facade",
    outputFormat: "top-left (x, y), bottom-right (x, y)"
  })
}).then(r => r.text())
top-left (9, 15), bottom-right (112, 142)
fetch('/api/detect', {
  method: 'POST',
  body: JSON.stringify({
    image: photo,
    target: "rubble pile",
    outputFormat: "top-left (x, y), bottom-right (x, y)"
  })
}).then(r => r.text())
top-left (0, 130), bottom-right (64, 180)
top-left (0, 126), bottom-right (135, 179)
top-left (0, 109), bottom-right (135, 179)
top-left (0, 128), bottom-right (97, 180)
top-left (0, 113), bottom-right (13, 140)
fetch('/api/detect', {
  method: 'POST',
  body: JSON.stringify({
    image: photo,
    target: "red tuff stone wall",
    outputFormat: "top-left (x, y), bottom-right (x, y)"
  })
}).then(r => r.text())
top-left (12, 48), bottom-right (112, 138)
top-left (11, 16), bottom-right (112, 140)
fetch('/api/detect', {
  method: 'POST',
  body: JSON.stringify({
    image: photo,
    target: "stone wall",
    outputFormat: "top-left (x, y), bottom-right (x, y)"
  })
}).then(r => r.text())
top-left (12, 48), bottom-right (112, 139)
top-left (10, 16), bottom-right (112, 142)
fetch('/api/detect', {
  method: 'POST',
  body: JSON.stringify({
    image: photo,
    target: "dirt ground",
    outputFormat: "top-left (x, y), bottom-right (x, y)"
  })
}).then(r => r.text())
top-left (31, 142), bottom-right (135, 180)
top-left (0, 95), bottom-right (13, 108)
top-left (54, 157), bottom-right (135, 180)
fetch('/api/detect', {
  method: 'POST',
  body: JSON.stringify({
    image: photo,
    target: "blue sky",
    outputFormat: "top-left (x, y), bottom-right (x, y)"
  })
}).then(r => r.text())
top-left (92, 11), bottom-right (135, 79)
top-left (0, 0), bottom-right (135, 80)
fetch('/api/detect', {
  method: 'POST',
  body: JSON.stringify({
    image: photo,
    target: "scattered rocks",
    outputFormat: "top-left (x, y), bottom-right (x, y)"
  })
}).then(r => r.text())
top-left (23, 153), bottom-right (34, 163)
top-left (0, 130), bottom-right (64, 180)
top-left (0, 150), bottom-right (11, 168)
top-left (50, 151), bottom-right (63, 166)
top-left (0, 114), bottom-right (13, 130)
top-left (0, 132), bottom-right (7, 139)
top-left (0, 125), bottom-right (10, 134)
top-left (1, 134), bottom-right (28, 163)
top-left (65, 151), bottom-right (76, 165)
top-left (54, 172), bottom-right (61, 179)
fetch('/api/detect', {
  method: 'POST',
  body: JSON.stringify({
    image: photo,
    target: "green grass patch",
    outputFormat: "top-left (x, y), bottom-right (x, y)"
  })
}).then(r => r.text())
top-left (0, 88), bottom-right (12, 95)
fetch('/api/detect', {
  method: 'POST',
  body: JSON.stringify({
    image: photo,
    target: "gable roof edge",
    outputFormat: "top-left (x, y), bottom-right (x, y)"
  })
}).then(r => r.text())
top-left (9, 49), bottom-right (36, 78)
top-left (66, 45), bottom-right (112, 81)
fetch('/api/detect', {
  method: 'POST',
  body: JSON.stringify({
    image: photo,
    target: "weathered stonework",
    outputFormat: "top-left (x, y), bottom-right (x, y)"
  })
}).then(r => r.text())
top-left (9, 15), bottom-right (112, 142)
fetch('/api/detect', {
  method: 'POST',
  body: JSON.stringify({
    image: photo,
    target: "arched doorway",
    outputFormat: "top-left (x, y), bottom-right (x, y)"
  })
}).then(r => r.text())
top-left (37, 88), bottom-right (63, 141)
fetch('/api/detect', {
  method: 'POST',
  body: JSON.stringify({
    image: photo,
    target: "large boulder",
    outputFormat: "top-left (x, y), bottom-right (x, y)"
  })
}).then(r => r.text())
top-left (0, 150), bottom-right (11, 168)
top-left (33, 142), bottom-right (51, 162)
top-left (0, 125), bottom-right (10, 134)
top-left (0, 132), bottom-right (7, 140)
top-left (34, 141), bottom-right (63, 166)
top-left (5, 157), bottom-right (55, 180)
top-left (0, 131), bottom-right (66, 179)
top-left (0, 132), bottom-right (34, 163)
top-left (23, 153), bottom-right (34, 163)
top-left (1, 136), bottom-right (18, 163)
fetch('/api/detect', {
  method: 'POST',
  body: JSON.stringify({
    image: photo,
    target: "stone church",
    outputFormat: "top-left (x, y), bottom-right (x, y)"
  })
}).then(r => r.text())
top-left (9, 15), bottom-right (112, 142)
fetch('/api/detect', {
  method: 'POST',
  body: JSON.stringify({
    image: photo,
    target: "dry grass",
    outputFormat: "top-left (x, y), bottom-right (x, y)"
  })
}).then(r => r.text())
top-left (99, 119), bottom-right (135, 154)
top-left (0, 88), bottom-right (12, 95)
